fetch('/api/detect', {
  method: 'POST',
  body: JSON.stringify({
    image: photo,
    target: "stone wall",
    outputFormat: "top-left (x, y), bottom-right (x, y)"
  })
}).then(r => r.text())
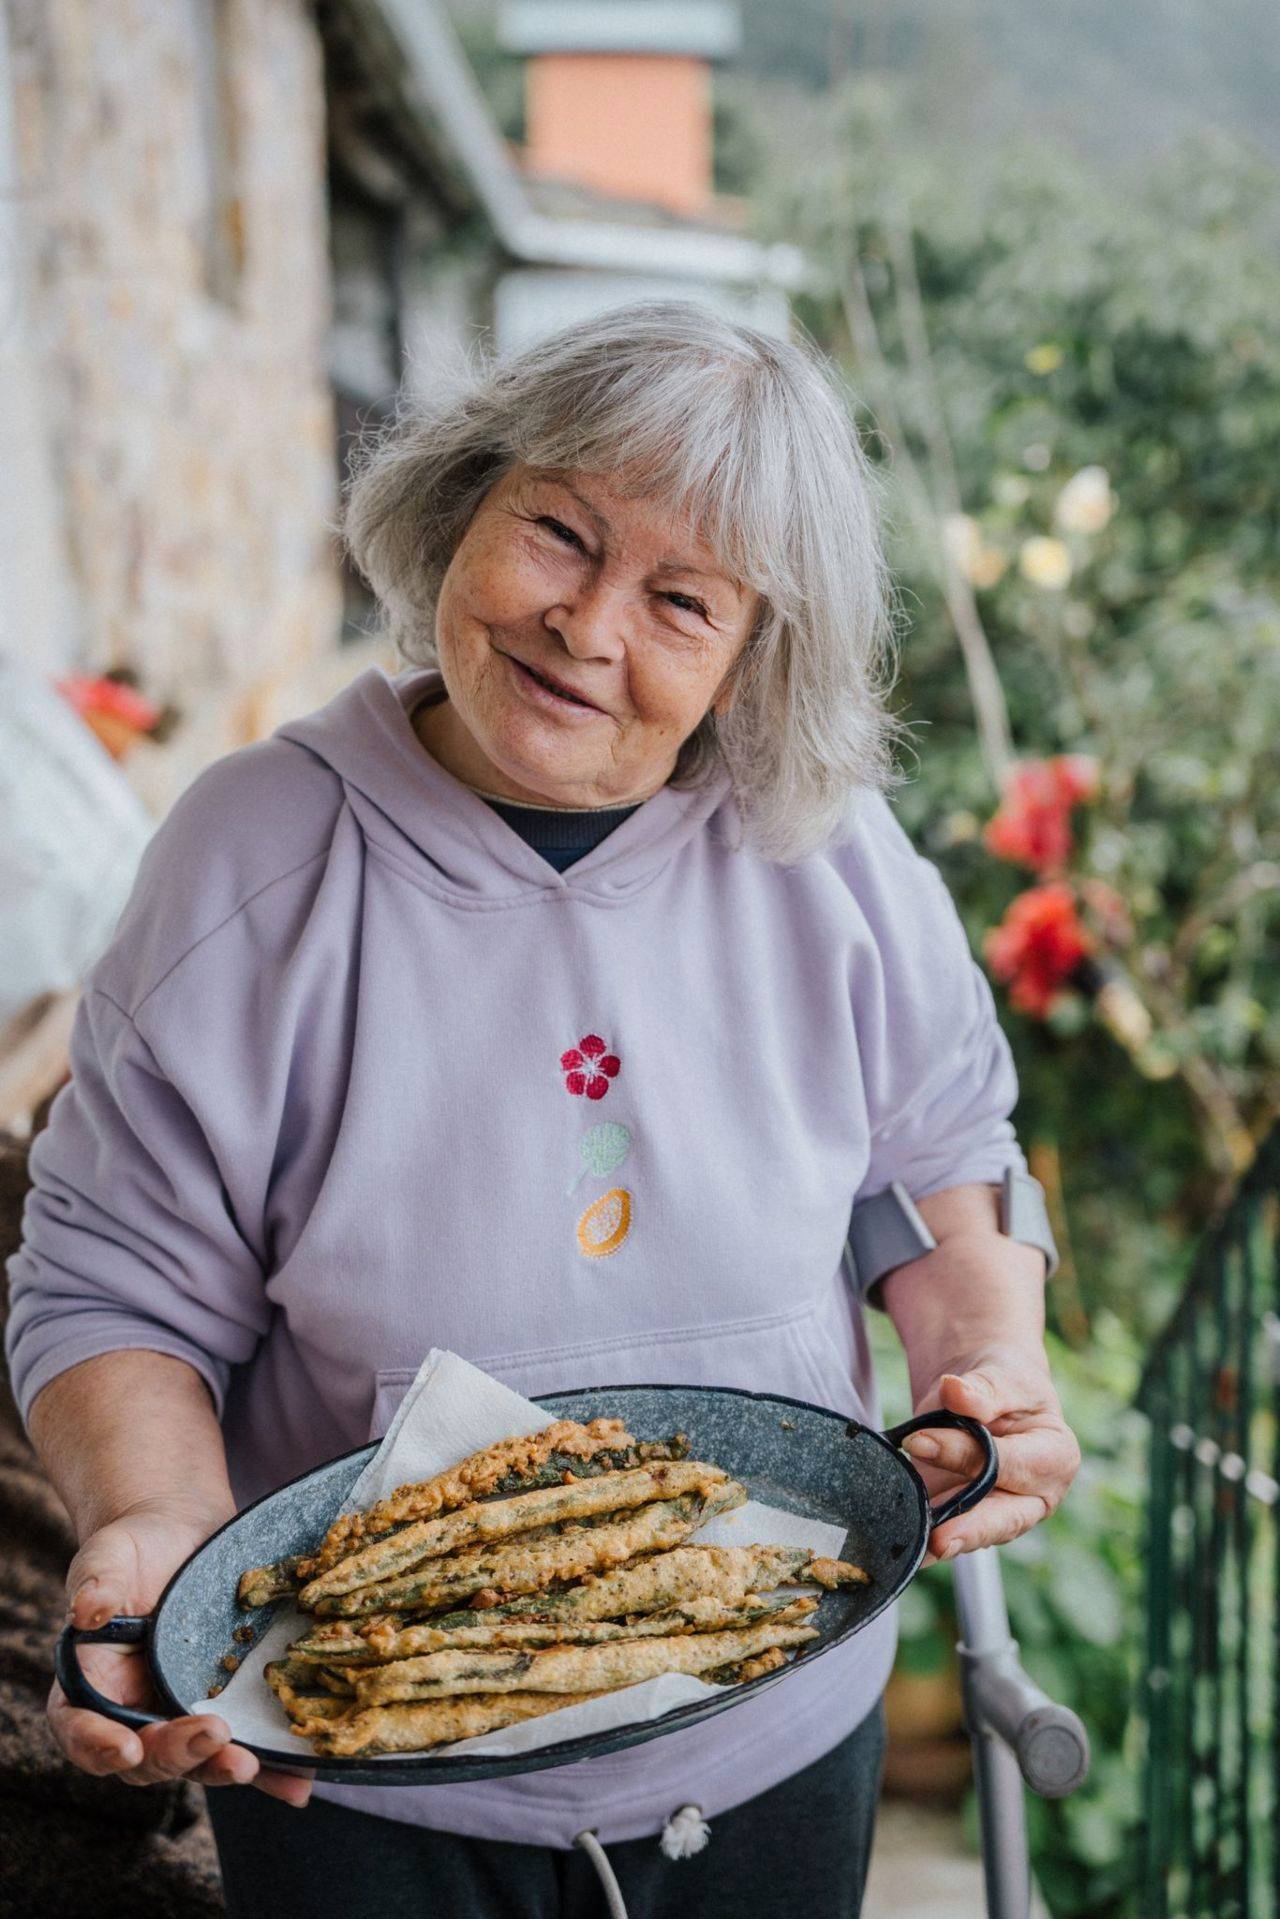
top-left (5, 0), bottom-right (349, 802)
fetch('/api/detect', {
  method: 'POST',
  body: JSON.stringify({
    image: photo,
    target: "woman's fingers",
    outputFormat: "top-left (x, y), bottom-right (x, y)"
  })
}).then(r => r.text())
top-left (904, 1422), bottom-right (1079, 1500)
top-left (922, 1490), bottom-right (1051, 1564)
top-left (52, 1598), bottom-right (310, 1804)
top-left (49, 1687), bottom-right (145, 1774)
top-left (50, 1645), bottom-right (240, 1786)
top-left (60, 1697), bottom-right (311, 1803)
top-left (49, 1645), bottom-right (153, 1771)
top-left (193, 1750), bottom-right (312, 1804)
top-left (251, 1767), bottom-right (314, 1807)
top-left (65, 1706), bottom-right (237, 1787)
top-left (903, 1359), bottom-right (1080, 1515)
top-left (112, 1714), bottom-right (236, 1786)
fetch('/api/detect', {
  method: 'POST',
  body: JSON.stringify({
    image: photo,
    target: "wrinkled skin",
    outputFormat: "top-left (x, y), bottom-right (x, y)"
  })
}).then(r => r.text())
top-left (415, 462), bottom-right (760, 808)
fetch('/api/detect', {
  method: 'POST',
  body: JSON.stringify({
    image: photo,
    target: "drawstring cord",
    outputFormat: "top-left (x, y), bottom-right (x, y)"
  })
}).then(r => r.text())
top-left (574, 1830), bottom-right (629, 1918)
top-left (574, 1804), bottom-right (711, 1915)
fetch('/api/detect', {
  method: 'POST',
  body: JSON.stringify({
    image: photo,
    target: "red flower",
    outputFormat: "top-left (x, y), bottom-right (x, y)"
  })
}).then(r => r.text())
top-left (983, 755), bottom-right (1099, 875)
top-left (560, 1033), bottom-right (621, 1100)
top-left (984, 882), bottom-right (1095, 1018)
top-left (57, 674), bottom-right (161, 734)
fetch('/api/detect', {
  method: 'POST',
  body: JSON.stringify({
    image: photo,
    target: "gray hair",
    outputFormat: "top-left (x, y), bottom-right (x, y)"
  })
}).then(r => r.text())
top-left (342, 299), bottom-right (910, 862)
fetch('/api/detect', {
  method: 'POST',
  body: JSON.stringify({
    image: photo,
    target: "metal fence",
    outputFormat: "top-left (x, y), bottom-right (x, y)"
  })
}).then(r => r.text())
top-left (1137, 1125), bottom-right (1280, 1919)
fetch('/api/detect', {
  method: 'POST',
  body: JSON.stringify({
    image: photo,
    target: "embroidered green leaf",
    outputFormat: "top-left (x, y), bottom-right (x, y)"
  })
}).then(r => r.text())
top-left (567, 1121), bottom-right (632, 1195)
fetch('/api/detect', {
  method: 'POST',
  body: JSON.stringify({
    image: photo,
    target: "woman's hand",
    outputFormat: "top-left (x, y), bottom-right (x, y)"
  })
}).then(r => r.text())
top-left (901, 1345), bottom-right (1081, 1566)
top-left (51, 1499), bottom-right (311, 1806)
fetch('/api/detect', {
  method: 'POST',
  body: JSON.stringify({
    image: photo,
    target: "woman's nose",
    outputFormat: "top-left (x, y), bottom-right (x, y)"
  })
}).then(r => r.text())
top-left (545, 579), bottom-right (630, 662)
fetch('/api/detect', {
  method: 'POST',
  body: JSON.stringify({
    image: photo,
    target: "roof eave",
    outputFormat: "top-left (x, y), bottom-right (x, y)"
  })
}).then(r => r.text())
top-left (334, 0), bottom-right (806, 291)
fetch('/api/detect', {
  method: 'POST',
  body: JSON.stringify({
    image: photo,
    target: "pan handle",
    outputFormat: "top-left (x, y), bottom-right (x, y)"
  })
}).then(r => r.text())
top-left (54, 1616), bottom-right (170, 1732)
top-left (883, 1410), bottom-right (999, 1528)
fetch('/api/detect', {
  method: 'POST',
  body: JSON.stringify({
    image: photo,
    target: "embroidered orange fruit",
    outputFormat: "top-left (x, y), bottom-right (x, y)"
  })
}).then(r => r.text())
top-left (577, 1187), bottom-right (631, 1259)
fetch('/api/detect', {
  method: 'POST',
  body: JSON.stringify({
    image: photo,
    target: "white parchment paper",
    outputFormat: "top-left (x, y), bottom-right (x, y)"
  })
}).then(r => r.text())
top-left (190, 1350), bottom-right (848, 1762)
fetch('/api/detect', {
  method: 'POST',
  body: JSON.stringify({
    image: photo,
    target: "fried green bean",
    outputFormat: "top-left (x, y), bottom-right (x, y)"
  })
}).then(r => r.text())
top-left (314, 1484), bottom-right (746, 1620)
top-left (808, 1556), bottom-right (870, 1589)
top-left (321, 1592), bottom-right (816, 1663)
top-left (237, 1555), bottom-right (310, 1611)
top-left (301, 1418), bottom-right (648, 1577)
top-left (300, 1460), bottom-right (728, 1606)
top-left (264, 1657), bottom-right (352, 1727)
top-left (305, 1687), bottom-right (613, 1758)
top-left (362, 1542), bottom-right (852, 1648)
top-left (354, 1619), bottom-right (820, 1706)
top-left (312, 1665), bottom-right (358, 1695)
top-left (294, 1436), bottom-right (691, 1588)
top-left (704, 1645), bottom-right (790, 1684)
top-left (286, 1630), bottom-right (385, 1666)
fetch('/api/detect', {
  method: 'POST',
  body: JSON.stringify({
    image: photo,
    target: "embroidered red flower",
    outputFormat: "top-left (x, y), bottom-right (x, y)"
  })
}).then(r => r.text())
top-left (560, 1033), bottom-right (621, 1100)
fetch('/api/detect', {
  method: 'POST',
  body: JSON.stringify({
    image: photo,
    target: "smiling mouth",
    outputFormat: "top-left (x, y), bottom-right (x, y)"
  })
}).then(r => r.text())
top-left (505, 654), bottom-right (602, 712)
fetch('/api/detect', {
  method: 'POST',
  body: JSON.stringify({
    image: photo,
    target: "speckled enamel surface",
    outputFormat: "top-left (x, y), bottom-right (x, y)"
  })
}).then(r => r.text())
top-left (146, 1385), bottom-right (931, 1784)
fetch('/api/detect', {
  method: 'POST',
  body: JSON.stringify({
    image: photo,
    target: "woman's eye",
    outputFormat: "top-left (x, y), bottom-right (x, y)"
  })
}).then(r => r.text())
top-left (532, 517), bottom-right (706, 620)
top-left (663, 593), bottom-right (709, 620)
top-left (538, 517), bottom-right (584, 551)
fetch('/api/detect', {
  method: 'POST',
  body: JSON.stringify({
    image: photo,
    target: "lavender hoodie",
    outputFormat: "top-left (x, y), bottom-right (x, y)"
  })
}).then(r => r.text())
top-left (6, 664), bottom-right (1029, 1847)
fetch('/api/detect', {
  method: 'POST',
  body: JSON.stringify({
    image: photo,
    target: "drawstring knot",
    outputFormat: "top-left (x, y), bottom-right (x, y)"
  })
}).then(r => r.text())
top-left (573, 1804), bottom-right (711, 1913)
top-left (660, 1803), bottom-right (711, 1859)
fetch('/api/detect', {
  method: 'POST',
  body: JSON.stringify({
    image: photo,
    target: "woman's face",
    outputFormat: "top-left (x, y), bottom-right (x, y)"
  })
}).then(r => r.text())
top-left (417, 462), bottom-right (760, 808)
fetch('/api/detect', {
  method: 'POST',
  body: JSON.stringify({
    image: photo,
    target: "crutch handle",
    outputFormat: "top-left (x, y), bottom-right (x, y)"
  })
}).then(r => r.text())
top-left (958, 1643), bottom-right (1090, 1798)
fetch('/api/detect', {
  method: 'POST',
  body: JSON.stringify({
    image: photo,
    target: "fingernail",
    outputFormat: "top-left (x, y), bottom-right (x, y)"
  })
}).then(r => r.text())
top-left (69, 1578), bottom-right (98, 1616)
top-left (192, 1730), bottom-right (226, 1759)
top-left (903, 1435), bottom-right (939, 1462)
top-left (943, 1540), bottom-right (963, 1560)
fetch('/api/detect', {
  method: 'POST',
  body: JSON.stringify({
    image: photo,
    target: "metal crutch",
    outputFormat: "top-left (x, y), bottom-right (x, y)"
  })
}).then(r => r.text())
top-left (952, 1547), bottom-right (1091, 1919)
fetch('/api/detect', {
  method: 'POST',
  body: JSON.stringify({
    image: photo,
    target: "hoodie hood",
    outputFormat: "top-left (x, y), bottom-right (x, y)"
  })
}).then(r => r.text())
top-left (276, 665), bottom-right (739, 905)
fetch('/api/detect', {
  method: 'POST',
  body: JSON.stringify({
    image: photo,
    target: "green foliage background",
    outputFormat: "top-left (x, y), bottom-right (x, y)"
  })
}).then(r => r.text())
top-left (761, 100), bottom-right (1280, 1345)
top-left (756, 89), bottom-right (1280, 1919)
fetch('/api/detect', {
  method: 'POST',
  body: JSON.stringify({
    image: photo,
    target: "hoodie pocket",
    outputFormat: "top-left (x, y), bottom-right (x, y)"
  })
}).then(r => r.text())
top-left (369, 1298), bottom-right (867, 1441)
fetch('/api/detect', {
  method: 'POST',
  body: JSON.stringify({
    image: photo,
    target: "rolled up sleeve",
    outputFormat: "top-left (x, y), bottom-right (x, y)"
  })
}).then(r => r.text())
top-left (4, 987), bottom-right (271, 1425)
top-left (847, 796), bottom-right (1029, 1206)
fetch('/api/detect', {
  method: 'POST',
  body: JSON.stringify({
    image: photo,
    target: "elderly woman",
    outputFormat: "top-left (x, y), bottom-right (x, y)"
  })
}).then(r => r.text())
top-left (6, 302), bottom-right (1078, 1918)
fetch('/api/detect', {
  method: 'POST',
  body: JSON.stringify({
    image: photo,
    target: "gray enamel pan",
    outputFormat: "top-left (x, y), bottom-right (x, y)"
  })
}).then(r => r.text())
top-left (55, 1384), bottom-right (995, 1784)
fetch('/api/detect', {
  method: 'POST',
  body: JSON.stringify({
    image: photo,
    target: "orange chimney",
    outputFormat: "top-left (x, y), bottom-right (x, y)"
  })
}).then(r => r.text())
top-left (497, 3), bottom-right (741, 219)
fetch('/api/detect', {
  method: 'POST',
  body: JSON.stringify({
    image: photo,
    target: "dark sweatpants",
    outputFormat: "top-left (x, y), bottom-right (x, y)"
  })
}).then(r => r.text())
top-left (206, 1700), bottom-right (886, 1919)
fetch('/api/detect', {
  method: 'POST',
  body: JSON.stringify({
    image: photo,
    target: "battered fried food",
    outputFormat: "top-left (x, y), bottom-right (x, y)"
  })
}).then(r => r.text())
top-left (361, 1542), bottom-right (859, 1649)
top-left (809, 1556), bottom-right (871, 1589)
top-left (301, 1418), bottom-right (653, 1577)
top-left (237, 1555), bottom-right (309, 1611)
top-left (314, 1483), bottom-right (747, 1620)
top-left (240, 1415), bottom-right (870, 1761)
top-left (353, 1619), bottom-right (820, 1707)
top-left (240, 1428), bottom-right (692, 1606)
top-left (299, 1460), bottom-right (728, 1606)
top-left (304, 1592), bottom-right (817, 1663)
top-left (263, 1658), bottom-right (352, 1727)
top-left (705, 1645), bottom-right (788, 1684)
top-left (305, 1688), bottom-right (615, 1758)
